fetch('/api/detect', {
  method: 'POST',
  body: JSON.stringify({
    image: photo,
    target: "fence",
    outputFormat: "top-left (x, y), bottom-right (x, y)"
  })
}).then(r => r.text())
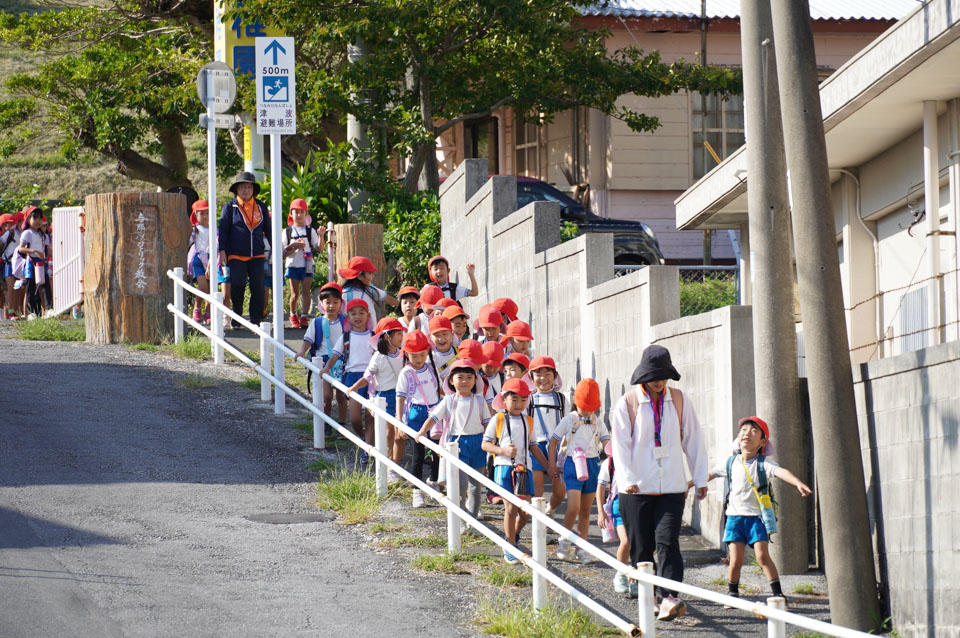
top-left (614, 265), bottom-right (740, 317)
top-left (166, 266), bottom-right (873, 638)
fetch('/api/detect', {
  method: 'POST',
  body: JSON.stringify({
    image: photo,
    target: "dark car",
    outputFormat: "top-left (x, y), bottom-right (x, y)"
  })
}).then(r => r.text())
top-left (515, 177), bottom-right (665, 266)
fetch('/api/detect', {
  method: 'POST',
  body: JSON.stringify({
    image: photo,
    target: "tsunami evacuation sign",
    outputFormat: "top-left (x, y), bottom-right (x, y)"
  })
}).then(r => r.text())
top-left (255, 37), bottom-right (296, 135)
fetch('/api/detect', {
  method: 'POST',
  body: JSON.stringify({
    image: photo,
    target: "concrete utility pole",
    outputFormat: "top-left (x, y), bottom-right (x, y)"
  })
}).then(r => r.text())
top-left (740, 0), bottom-right (809, 575)
top-left (768, 1), bottom-right (880, 629)
top-left (347, 40), bottom-right (370, 215)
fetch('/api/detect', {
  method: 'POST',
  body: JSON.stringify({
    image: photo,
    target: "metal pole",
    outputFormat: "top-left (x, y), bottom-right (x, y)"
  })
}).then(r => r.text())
top-left (740, 0), bottom-right (809, 574)
top-left (531, 497), bottom-right (547, 611)
top-left (769, 0), bottom-right (880, 628)
top-left (923, 100), bottom-right (943, 346)
top-left (767, 597), bottom-right (786, 638)
top-left (314, 357), bottom-right (327, 450)
top-left (446, 441), bottom-right (461, 552)
top-left (374, 396), bottom-right (387, 495)
top-left (270, 133), bottom-right (285, 414)
top-left (173, 267), bottom-right (184, 343)
top-left (206, 70), bottom-right (223, 364)
top-left (326, 221), bottom-right (335, 283)
top-left (637, 562), bottom-right (656, 637)
top-left (212, 292), bottom-right (224, 364)
top-left (260, 322), bottom-right (272, 402)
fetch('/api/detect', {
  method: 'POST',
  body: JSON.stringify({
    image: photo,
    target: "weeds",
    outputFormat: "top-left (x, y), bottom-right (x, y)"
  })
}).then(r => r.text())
top-left (475, 597), bottom-right (619, 637)
top-left (131, 342), bottom-right (159, 351)
top-left (412, 551), bottom-right (492, 574)
top-left (410, 508), bottom-right (446, 519)
top-left (315, 465), bottom-right (382, 525)
top-left (793, 582), bottom-right (817, 595)
top-left (378, 533), bottom-right (446, 550)
top-left (307, 458), bottom-right (335, 473)
top-left (369, 521), bottom-right (405, 534)
top-left (290, 420), bottom-right (313, 433)
top-left (485, 565), bottom-right (532, 587)
top-left (170, 333), bottom-right (210, 360)
top-left (241, 376), bottom-right (261, 390)
top-left (12, 318), bottom-right (84, 341)
top-left (178, 373), bottom-right (218, 389)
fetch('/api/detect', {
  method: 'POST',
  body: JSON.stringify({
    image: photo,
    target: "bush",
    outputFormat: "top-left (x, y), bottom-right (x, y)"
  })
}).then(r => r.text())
top-left (376, 190), bottom-right (440, 289)
top-left (315, 463), bottom-right (383, 524)
top-left (13, 317), bottom-right (85, 341)
top-left (475, 598), bottom-right (619, 637)
top-left (679, 276), bottom-right (737, 316)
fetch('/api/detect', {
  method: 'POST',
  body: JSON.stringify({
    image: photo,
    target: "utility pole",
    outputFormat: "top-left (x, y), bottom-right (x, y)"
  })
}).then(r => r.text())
top-left (739, 0), bottom-right (809, 575)
top-left (347, 40), bottom-right (370, 215)
top-left (700, 0), bottom-right (713, 265)
top-left (768, 0), bottom-right (880, 629)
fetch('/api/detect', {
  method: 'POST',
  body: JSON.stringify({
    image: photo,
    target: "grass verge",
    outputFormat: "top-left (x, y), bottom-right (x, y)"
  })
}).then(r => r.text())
top-left (412, 551), bottom-right (494, 574)
top-left (369, 521), bottom-right (405, 534)
top-left (241, 376), bottom-right (261, 390)
top-left (793, 582), bottom-right (817, 595)
top-left (307, 458), bottom-right (335, 473)
top-left (378, 533), bottom-right (446, 550)
top-left (169, 333), bottom-right (210, 360)
top-left (130, 342), bottom-right (159, 351)
top-left (178, 374), bottom-right (219, 389)
top-left (475, 597), bottom-right (619, 637)
top-left (315, 465), bottom-right (383, 525)
top-left (485, 564), bottom-right (533, 587)
top-left (12, 318), bottom-right (85, 341)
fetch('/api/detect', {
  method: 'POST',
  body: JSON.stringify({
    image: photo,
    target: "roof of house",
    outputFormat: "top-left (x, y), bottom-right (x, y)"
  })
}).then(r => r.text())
top-left (580, 0), bottom-right (920, 21)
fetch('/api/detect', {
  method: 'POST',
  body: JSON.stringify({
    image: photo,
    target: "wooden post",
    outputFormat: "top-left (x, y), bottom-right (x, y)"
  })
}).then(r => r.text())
top-left (334, 223), bottom-right (387, 313)
top-left (83, 192), bottom-right (190, 344)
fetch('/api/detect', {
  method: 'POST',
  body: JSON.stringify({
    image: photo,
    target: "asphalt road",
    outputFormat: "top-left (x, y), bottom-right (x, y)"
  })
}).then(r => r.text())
top-left (0, 338), bottom-right (474, 638)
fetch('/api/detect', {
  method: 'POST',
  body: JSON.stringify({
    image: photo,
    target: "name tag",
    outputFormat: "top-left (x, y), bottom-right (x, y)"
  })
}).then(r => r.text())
top-left (653, 446), bottom-right (670, 461)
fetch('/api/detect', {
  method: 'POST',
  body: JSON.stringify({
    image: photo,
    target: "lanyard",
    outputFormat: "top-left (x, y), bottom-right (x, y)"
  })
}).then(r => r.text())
top-left (645, 385), bottom-right (665, 447)
top-left (739, 454), bottom-right (766, 507)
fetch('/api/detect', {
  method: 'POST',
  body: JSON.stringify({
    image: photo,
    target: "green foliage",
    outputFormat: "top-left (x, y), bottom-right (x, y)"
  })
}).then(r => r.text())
top-left (0, 182), bottom-right (39, 215)
top-left (130, 342), bottom-right (159, 352)
top-left (485, 564), bottom-right (533, 587)
top-left (793, 582), bottom-right (817, 595)
top-left (241, 376), bottom-right (261, 391)
top-left (679, 276), bottom-right (738, 317)
top-left (369, 521), bottom-right (405, 534)
top-left (376, 190), bottom-right (440, 289)
top-left (12, 317), bottom-right (84, 341)
top-left (411, 551), bottom-right (492, 574)
top-left (178, 373), bottom-right (218, 389)
top-left (307, 457), bottom-right (335, 473)
top-left (475, 598), bottom-right (620, 638)
top-left (560, 221), bottom-right (580, 243)
top-left (377, 533), bottom-right (446, 550)
top-left (259, 143), bottom-right (352, 229)
top-left (169, 333), bottom-right (210, 361)
top-left (315, 464), bottom-right (383, 524)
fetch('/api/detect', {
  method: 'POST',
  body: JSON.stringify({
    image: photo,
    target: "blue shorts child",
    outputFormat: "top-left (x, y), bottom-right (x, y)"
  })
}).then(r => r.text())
top-left (451, 433), bottom-right (486, 469)
top-left (285, 266), bottom-right (312, 281)
top-left (342, 371), bottom-right (368, 399)
top-left (375, 389), bottom-right (396, 416)
top-left (724, 514), bottom-right (769, 546)
top-left (2, 260), bottom-right (11, 279)
top-left (530, 441), bottom-right (553, 472)
top-left (611, 495), bottom-right (623, 528)
top-left (494, 465), bottom-right (534, 496)
top-left (191, 254), bottom-right (207, 281)
top-left (562, 456), bottom-right (600, 493)
top-left (263, 262), bottom-right (272, 289)
top-left (405, 402), bottom-right (432, 432)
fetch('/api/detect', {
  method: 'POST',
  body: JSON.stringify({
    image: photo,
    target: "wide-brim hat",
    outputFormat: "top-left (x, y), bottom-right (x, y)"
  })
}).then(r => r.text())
top-left (337, 255), bottom-right (377, 279)
top-left (229, 171), bottom-right (261, 196)
top-left (630, 344), bottom-right (681, 385)
top-left (445, 359), bottom-right (479, 393)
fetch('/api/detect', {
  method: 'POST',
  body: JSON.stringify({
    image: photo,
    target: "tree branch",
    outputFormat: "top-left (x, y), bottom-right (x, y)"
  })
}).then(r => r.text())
top-left (435, 96), bottom-right (515, 134)
top-left (108, 145), bottom-right (193, 189)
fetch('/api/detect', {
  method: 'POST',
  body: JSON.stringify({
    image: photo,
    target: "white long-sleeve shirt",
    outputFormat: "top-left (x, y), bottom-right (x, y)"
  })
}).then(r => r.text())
top-left (609, 386), bottom-right (708, 495)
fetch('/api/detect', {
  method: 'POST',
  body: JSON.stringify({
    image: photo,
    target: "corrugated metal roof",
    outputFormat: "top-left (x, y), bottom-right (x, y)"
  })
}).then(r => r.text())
top-left (580, 0), bottom-right (921, 21)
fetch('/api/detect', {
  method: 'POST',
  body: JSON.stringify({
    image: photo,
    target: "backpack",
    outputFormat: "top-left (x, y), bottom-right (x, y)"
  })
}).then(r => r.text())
top-left (528, 391), bottom-right (566, 441)
top-left (494, 412), bottom-right (534, 467)
top-left (624, 386), bottom-right (684, 438)
top-left (441, 281), bottom-right (458, 301)
top-left (305, 314), bottom-right (348, 394)
top-left (284, 226), bottom-right (319, 253)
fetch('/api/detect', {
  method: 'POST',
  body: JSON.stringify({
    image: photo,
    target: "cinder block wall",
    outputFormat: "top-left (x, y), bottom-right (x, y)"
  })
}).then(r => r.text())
top-left (854, 340), bottom-right (960, 638)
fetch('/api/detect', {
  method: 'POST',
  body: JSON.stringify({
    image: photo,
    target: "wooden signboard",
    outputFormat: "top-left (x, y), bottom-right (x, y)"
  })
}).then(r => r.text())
top-left (119, 206), bottom-right (160, 296)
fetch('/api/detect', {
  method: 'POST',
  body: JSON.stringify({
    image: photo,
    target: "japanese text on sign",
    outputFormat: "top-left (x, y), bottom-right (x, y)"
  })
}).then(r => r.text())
top-left (120, 206), bottom-right (159, 296)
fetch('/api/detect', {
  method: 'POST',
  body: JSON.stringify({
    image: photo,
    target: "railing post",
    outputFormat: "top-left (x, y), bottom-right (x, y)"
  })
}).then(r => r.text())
top-left (326, 222), bottom-right (335, 283)
top-left (637, 561), bottom-right (656, 638)
top-left (766, 597), bottom-right (786, 638)
top-left (446, 440), bottom-right (461, 553)
top-left (313, 357), bottom-right (327, 450)
top-left (260, 322), bottom-right (272, 402)
top-left (532, 497), bottom-right (547, 612)
top-left (274, 342), bottom-right (285, 415)
top-left (212, 292), bottom-right (224, 364)
top-left (374, 396), bottom-right (387, 497)
top-left (173, 267), bottom-right (185, 343)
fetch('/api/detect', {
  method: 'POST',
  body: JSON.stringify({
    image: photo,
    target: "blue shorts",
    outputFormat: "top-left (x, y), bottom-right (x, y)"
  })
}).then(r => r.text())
top-left (375, 389), bottom-right (396, 416)
top-left (724, 515), bottom-right (769, 546)
top-left (562, 456), bottom-right (600, 494)
top-left (405, 402), bottom-right (432, 431)
top-left (611, 496), bottom-right (623, 528)
top-left (2, 261), bottom-right (11, 279)
top-left (451, 433), bottom-right (486, 469)
top-left (191, 255), bottom-right (207, 280)
top-left (263, 265), bottom-right (272, 288)
top-left (217, 268), bottom-right (229, 284)
top-left (530, 441), bottom-right (553, 472)
top-left (343, 371), bottom-right (368, 399)
top-left (494, 465), bottom-right (533, 496)
top-left (285, 267), bottom-right (312, 281)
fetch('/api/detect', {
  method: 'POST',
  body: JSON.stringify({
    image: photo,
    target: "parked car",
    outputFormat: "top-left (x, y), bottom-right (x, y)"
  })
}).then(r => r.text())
top-left (515, 177), bottom-right (665, 266)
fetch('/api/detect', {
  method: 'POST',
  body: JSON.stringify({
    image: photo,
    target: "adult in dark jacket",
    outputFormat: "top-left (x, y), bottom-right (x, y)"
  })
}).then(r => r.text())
top-left (218, 171), bottom-right (271, 327)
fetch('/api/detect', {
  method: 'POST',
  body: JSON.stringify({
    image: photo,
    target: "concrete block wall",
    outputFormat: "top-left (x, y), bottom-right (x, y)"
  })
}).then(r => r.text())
top-left (854, 340), bottom-right (960, 638)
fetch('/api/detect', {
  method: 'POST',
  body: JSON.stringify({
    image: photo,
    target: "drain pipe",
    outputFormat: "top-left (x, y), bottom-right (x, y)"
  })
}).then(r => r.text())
top-left (923, 100), bottom-right (942, 346)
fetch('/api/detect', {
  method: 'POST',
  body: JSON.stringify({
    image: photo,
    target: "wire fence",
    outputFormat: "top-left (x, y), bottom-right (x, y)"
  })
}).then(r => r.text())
top-left (613, 264), bottom-right (740, 317)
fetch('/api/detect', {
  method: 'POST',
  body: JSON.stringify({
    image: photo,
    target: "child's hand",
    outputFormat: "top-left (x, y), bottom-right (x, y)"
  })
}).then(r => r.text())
top-left (502, 444), bottom-right (517, 459)
top-left (465, 263), bottom-right (475, 275)
top-left (797, 483), bottom-right (813, 498)
top-left (396, 429), bottom-right (408, 440)
top-left (414, 431), bottom-right (422, 443)
top-left (597, 510), bottom-right (607, 529)
top-left (696, 486), bottom-right (707, 500)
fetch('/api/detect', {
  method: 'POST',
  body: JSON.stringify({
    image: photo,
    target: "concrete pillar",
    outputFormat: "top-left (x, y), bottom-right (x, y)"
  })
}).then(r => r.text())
top-left (839, 171), bottom-right (878, 365)
top-left (923, 100), bottom-right (943, 346)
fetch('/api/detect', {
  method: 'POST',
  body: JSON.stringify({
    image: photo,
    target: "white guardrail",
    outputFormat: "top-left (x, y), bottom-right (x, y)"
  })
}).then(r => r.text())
top-left (167, 267), bottom-right (871, 638)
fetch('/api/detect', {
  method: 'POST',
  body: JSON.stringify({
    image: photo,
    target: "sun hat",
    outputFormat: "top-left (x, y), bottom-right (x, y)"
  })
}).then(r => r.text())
top-left (735, 416), bottom-right (774, 456)
top-left (501, 378), bottom-right (532, 397)
top-left (403, 330), bottom-right (431, 354)
top-left (503, 353), bottom-right (530, 371)
top-left (345, 299), bottom-right (369, 313)
top-left (434, 297), bottom-right (460, 311)
top-left (0, 213), bottom-right (14, 225)
top-left (338, 256), bottom-right (377, 279)
top-left (427, 256), bottom-right (449, 281)
top-left (189, 200), bottom-right (209, 226)
top-left (630, 345), bottom-right (681, 385)
top-left (506, 320), bottom-right (533, 341)
top-left (319, 282), bottom-right (343, 295)
top-left (481, 341), bottom-right (505, 368)
top-left (456, 339), bottom-right (487, 366)
top-left (418, 284), bottom-right (444, 309)
top-left (442, 305), bottom-right (468, 321)
top-left (477, 306), bottom-right (502, 329)
top-left (574, 379), bottom-right (602, 413)
top-left (528, 356), bottom-right (556, 372)
top-left (229, 171), bottom-right (261, 196)
top-left (398, 285), bottom-right (420, 299)
top-left (492, 297), bottom-right (519, 322)
top-left (428, 316), bottom-right (453, 334)
top-left (445, 359), bottom-right (479, 393)
top-left (289, 198), bottom-right (308, 211)
top-left (12, 211), bottom-right (25, 224)
top-left (374, 317), bottom-right (404, 336)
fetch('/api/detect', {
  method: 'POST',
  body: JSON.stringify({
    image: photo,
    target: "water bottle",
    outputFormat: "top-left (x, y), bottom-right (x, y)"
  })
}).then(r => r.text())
top-left (573, 447), bottom-right (589, 481)
top-left (758, 494), bottom-right (778, 536)
top-left (601, 498), bottom-right (616, 542)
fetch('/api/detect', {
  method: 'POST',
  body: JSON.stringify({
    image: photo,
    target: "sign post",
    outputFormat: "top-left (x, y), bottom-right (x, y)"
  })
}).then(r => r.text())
top-left (256, 36), bottom-right (296, 414)
top-left (196, 61), bottom-right (236, 363)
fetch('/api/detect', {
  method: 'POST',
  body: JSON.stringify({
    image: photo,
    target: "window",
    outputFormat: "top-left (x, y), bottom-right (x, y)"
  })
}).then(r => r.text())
top-left (514, 120), bottom-right (539, 179)
top-left (691, 92), bottom-right (744, 179)
top-left (464, 117), bottom-right (499, 174)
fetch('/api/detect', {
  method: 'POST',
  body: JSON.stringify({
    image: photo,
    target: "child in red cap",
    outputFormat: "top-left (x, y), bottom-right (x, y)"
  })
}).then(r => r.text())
top-left (395, 330), bottom-right (442, 508)
top-left (297, 282), bottom-right (348, 425)
top-left (186, 200), bottom-right (212, 324)
top-left (418, 284), bottom-right (444, 319)
top-left (527, 356), bottom-right (568, 513)
top-left (503, 320), bottom-right (533, 357)
top-left (482, 378), bottom-right (550, 564)
top-left (442, 304), bottom-right (469, 346)
top-left (427, 255), bottom-right (478, 301)
top-left (282, 198), bottom-right (320, 328)
top-left (338, 255), bottom-right (398, 324)
top-left (397, 285), bottom-right (429, 336)
top-left (708, 416), bottom-right (812, 605)
top-left (480, 341), bottom-right (505, 402)
top-left (429, 315), bottom-right (458, 387)
top-left (476, 305), bottom-right (503, 344)
top-left (549, 378), bottom-right (609, 564)
top-left (1, 213), bottom-right (20, 319)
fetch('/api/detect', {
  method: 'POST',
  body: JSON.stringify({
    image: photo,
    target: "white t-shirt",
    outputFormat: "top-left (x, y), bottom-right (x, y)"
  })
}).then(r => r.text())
top-left (303, 315), bottom-right (346, 359)
top-left (20, 229), bottom-right (44, 254)
top-left (428, 394), bottom-right (489, 437)
top-left (598, 456), bottom-right (613, 486)
top-left (481, 371), bottom-right (502, 399)
top-left (396, 364), bottom-right (440, 406)
top-left (529, 391), bottom-right (568, 443)
top-left (1, 228), bottom-right (20, 260)
top-left (363, 350), bottom-right (404, 392)
top-left (551, 414), bottom-right (610, 458)
top-left (399, 315), bottom-right (430, 337)
top-left (438, 281), bottom-right (470, 300)
top-left (432, 346), bottom-right (458, 386)
top-left (483, 413), bottom-right (535, 467)
top-left (193, 225), bottom-right (210, 254)
top-left (712, 454), bottom-right (781, 517)
top-left (332, 329), bottom-right (374, 373)
top-left (283, 226), bottom-right (319, 269)
top-left (343, 284), bottom-right (388, 323)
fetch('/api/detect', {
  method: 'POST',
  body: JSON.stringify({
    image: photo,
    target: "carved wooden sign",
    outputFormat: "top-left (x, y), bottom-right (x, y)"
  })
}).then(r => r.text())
top-left (120, 205), bottom-right (160, 296)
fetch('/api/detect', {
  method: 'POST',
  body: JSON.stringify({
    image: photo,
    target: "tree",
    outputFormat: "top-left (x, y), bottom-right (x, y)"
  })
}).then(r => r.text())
top-left (232, 0), bottom-right (741, 191)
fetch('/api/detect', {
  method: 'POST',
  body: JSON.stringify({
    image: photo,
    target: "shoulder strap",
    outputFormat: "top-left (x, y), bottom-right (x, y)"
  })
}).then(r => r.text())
top-left (757, 454), bottom-right (768, 493)
top-left (495, 412), bottom-right (505, 439)
top-left (284, 226), bottom-right (293, 245)
top-left (726, 454), bottom-right (735, 494)
top-left (669, 387), bottom-right (683, 434)
top-left (625, 389), bottom-right (640, 436)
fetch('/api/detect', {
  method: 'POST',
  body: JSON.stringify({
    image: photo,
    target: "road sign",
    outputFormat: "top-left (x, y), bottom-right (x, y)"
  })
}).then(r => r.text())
top-left (255, 37), bottom-right (296, 135)
top-left (196, 61), bottom-right (236, 114)
top-left (199, 113), bottom-right (239, 129)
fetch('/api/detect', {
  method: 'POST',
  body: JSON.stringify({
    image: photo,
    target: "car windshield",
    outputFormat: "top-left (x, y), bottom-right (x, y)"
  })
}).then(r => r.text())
top-left (517, 181), bottom-right (579, 209)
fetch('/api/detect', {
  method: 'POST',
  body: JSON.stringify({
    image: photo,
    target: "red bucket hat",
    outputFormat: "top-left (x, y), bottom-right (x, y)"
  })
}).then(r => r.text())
top-left (442, 305), bottom-right (468, 321)
top-left (528, 356), bottom-right (556, 372)
top-left (506, 320), bottom-right (533, 341)
top-left (503, 353), bottom-right (530, 371)
top-left (434, 297), bottom-right (460, 311)
top-left (477, 306), bottom-right (502, 329)
top-left (289, 198), bottom-right (308, 211)
top-left (428, 316), bottom-right (453, 334)
top-left (574, 379), bottom-right (602, 413)
top-left (427, 255), bottom-right (449, 282)
top-left (482, 341), bottom-right (505, 368)
top-left (319, 282), bottom-right (343, 295)
top-left (418, 284), bottom-right (444, 309)
top-left (189, 199), bottom-right (209, 226)
top-left (501, 378), bottom-right (532, 397)
top-left (398, 285), bottom-right (421, 299)
top-left (0, 213), bottom-right (14, 226)
top-left (456, 339), bottom-right (487, 366)
top-left (445, 359), bottom-right (479, 393)
top-left (492, 298), bottom-right (518, 322)
top-left (403, 330), bottom-right (431, 354)
top-left (345, 299), bottom-right (369, 313)
top-left (338, 256), bottom-right (377, 279)
top-left (738, 416), bottom-right (770, 440)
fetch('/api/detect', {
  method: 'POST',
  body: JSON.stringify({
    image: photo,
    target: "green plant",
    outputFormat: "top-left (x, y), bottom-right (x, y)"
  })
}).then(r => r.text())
top-left (259, 144), bottom-right (352, 229)
top-left (290, 420), bottom-right (313, 434)
top-left (475, 598), bottom-right (619, 638)
top-left (707, 577), bottom-right (727, 587)
top-left (307, 458), bottom-right (335, 473)
top-left (369, 521), bottom-right (405, 534)
top-left (12, 317), bottom-right (84, 341)
top-left (130, 342), bottom-right (159, 351)
top-left (315, 464), bottom-right (383, 524)
top-left (793, 582), bottom-right (817, 595)
top-left (410, 508), bottom-right (446, 519)
top-left (679, 276), bottom-right (737, 317)
top-left (178, 373), bottom-right (218, 389)
top-left (411, 551), bottom-right (492, 574)
top-left (560, 220), bottom-right (580, 242)
top-left (375, 189), bottom-right (440, 290)
top-left (485, 564), bottom-right (533, 587)
top-left (0, 182), bottom-right (39, 215)
top-left (170, 333), bottom-right (210, 361)
top-left (378, 533), bottom-right (446, 550)
top-left (241, 376), bottom-right (261, 390)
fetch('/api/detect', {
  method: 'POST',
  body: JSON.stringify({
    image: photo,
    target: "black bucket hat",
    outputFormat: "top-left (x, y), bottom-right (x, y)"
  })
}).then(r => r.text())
top-left (630, 345), bottom-right (681, 385)
top-left (229, 171), bottom-right (261, 196)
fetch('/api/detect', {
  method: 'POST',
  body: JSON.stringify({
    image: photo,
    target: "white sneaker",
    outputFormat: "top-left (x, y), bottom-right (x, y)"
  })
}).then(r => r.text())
top-left (577, 547), bottom-right (598, 565)
top-left (613, 572), bottom-right (629, 594)
top-left (545, 504), bottom-right (558, 516)
top-left (556, 539), bottom-right (575, 561)
top-left (657, 595), bottom-right (687, 621)
top-left (387, 469), bottom-right (401, 483)
top-left (412, 489), bottom-right (425, 509)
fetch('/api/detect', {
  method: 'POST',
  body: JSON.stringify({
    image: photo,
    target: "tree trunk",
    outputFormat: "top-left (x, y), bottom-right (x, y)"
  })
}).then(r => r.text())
top-left (83, 192), bottom-right (190, 344)
top-left (334, 223), bottom-right (387, 313)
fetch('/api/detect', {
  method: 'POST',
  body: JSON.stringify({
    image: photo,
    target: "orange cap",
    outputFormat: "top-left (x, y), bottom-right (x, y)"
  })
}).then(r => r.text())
top-left (419, 284), bottom-right (444, 309)
top-left (427, 255), bottom-right (449, 282)
top-left (403, 330), bottom-right (431, 354)
top-left (492, 297), bottom-right (518, 322)
top-left (338, 256), bottom-right (377, 279)
top-left (504, 353), bottom-right (530, 370)
top-left (738, 416), bottom-right (770, 440)
top-left (192, 199), bottom-right (210, 212)
top-left (289, 198), bottom-right (308, 210)
top-left (319, 282), bottom-right (343, 295)
top-left (345, 299), bottom-right (369, 313)
top-left (506, 320), bottom-right (533, 341)
top-left (398, 285), bottom-right (420, 299)
top-left (574, 379), bottom-right (601, 413)
top-left (481, 341), bottom-right (505, 367)
top-left (456, 339), bottom-right (487, 366)
top-left (502, 378), bottom-right (532, 397)
top-left (477, 306), bottom-right (502, 329)
top-left (434, 297), bottom-right (460, 310)
top-left (528, 356), bottom-right (556, 372)
top-left (428, 316), bottom-right (453, 334)
top-left (445, 359), bottom-right (479, 392)
top-left (442, 305), bottom-right (468, 321)
top-left (374, 317), bottom-right (404, 336)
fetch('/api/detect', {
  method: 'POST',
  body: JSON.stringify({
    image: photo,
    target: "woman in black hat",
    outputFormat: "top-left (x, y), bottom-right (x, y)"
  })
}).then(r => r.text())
top-left (609, 344), bottom-right (708, 619)
top-left (218, 171), bottom-right (271, 327)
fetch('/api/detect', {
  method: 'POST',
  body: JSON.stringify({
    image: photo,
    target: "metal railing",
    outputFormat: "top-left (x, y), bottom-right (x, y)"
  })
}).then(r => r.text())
top-left (167, 267), bottom-right (872, 638)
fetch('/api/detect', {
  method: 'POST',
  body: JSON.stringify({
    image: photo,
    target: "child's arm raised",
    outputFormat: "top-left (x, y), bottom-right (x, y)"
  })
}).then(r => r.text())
top-left (465, 263), bottom-right (478, 297)
top-left (773, 467), bottom-right (813, 498)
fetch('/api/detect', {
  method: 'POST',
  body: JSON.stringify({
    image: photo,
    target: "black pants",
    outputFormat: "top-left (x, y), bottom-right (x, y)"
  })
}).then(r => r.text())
top-left (412, 438), bottom-right (440, 484)
top-left (25, 277), bottom-right (43, 316)
top-left (619, 492), bottom-right (686, 598)
top-left (228, 257), bottom-right (265, 325)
